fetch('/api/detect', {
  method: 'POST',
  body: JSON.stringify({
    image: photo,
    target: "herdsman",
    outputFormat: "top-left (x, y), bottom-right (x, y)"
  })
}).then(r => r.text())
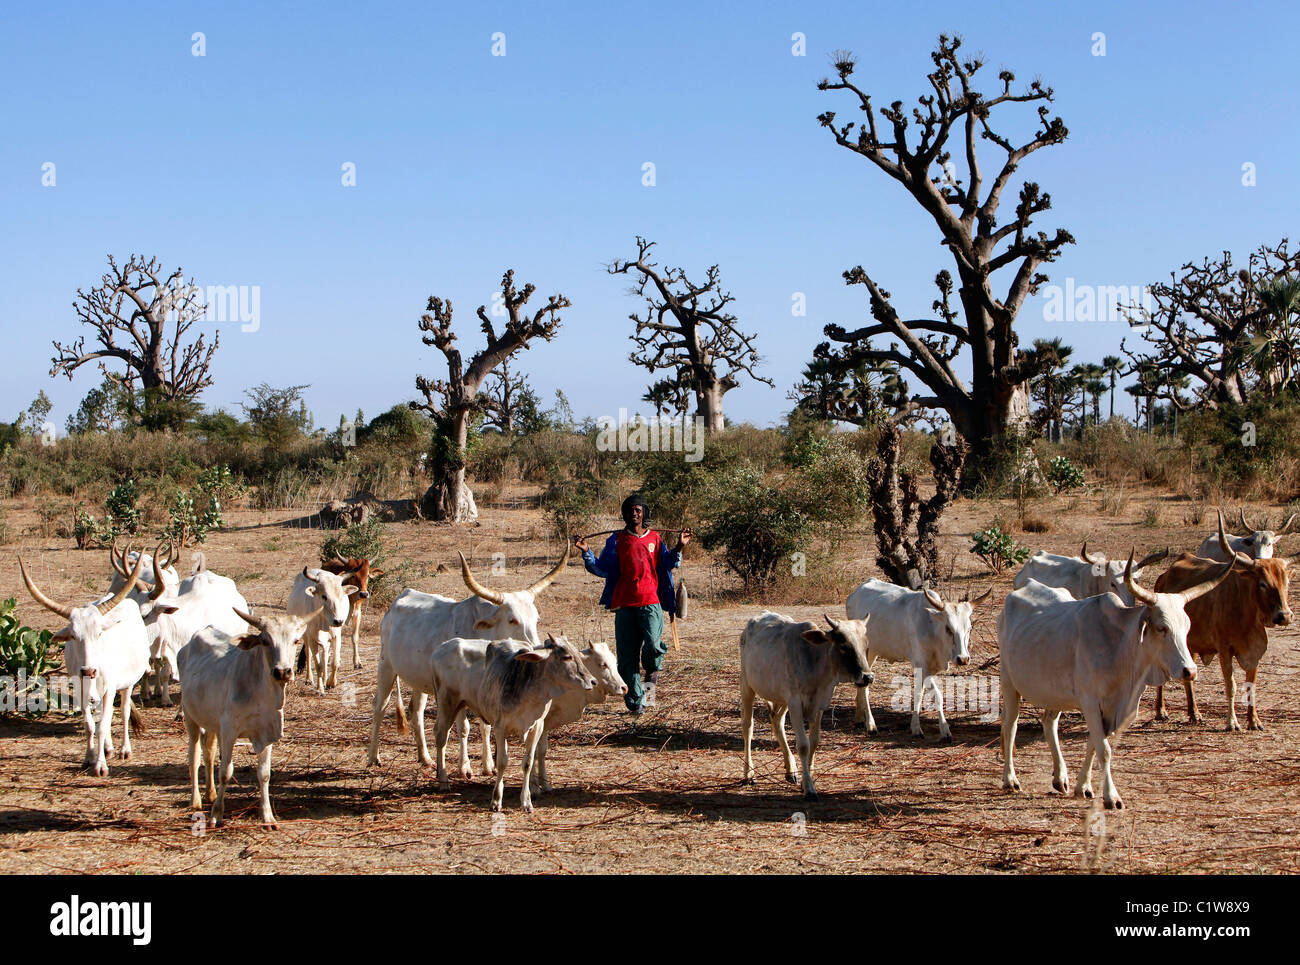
top-left (575, 494), bottom-right (691, 715)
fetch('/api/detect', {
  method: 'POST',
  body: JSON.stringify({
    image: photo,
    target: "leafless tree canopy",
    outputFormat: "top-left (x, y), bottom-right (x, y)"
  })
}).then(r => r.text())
top-left (412, 269), bottom-right (569, 520)
top-left (480, 356), bottom-right (534, 434)
top-left (815, 35), bottom-right (1072, 452)
top-left (1121, 240), bottom-right (1300, 408)
top-left (50, 254), bottom-right (218, 408)
top-left (611, 237), bottom-right (773, 430)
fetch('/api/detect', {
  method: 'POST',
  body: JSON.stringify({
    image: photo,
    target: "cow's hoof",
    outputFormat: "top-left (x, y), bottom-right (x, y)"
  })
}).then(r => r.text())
top-left (784, 772), bottom-right (798, 784)
top-left (1077, 785), bottom-right (1094, 800)
top-left (92, 762), bottom-right (109, 778)
top-left (1227, 720), bottom-right (1241, 732)
top-left (909, 727), bottom-right (924, 738)
top-left (460, 768), bottom-right (474, 780)
top-left (417, 756), bottom-right (433, 767)
top-left (437, 782), bottom-right (451, 793)
top-left (1248, 720), bottom-right (1264, 732)
top-left (803, 790), bottom-right (819, 802)
top-left (353, 662), bottom-right (363, 670)
top-left (1052, 776), bottom-right (1068, 794)
top-left (867, 724), bottom-right (878, 736)
top-left (118, 749), bottom-right (131, 761)
top-left (1153, 711), bottom-right (1169, 721)
top-left (939, 731), bottom-right (953, 743)
top-left (1004, 778), bottom-right (1020, 792)
top-left (1104, 797), bottom-right (1123, 810)
top-left (1189, 714), bottom-right (1204, 725)
top-left (742, 775), bottom-right (755, 786)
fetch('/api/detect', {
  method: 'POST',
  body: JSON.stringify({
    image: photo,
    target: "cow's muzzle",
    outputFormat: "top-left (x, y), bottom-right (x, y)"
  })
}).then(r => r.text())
top-left (330, 619), bottom-right (344, 628)
top-left (1274, 610), bottom-right (1292, 626)
top-left (273, 668), bottom-right (292, 682)
top-left (857, 672), bottom-right (874, 687)
top-left (80, 668), bottom-right (97, 679)
top-left (1181, 666), bottom-right (1197, 681)
top-left (955, 656), bottom-right (970, 667)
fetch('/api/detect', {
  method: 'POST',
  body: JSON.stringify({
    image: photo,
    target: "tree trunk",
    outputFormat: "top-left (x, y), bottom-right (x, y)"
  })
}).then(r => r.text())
top-left (697, 381), bottom-right (726, 432)
top-left (421, 410), bottom-right (479, 522)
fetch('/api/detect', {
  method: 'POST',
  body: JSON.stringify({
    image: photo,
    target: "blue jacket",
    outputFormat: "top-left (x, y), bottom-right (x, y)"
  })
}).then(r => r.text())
top-left (582, 530), bottom-right (681, 615)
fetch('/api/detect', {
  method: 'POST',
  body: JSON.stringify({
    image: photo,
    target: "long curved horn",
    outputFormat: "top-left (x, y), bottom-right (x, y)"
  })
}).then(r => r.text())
top-left (972, 586), bottom-right (993, 604)
top-left (18, 557), bottom-right (72, 619)
top-left (1135, 547), bottom-right (1170, 571)
top-left (458, 552), bottom-right (505, 605)
top-left (1181, 555), bottom-right (1237, 603)
top-left (153, 539), bottom-right (172, 573)
top-left (109, 541), bottom-right (128, 578)
top-left (98, 546), bottom-right (145, 614)
top-left (1217, 509), bottom-right (1233, 557)
top-left (923, 588), bottom-right (944, 610)
top-left (1080, 540), bottom-right (1103, 565)
top-left (110, 542), bottom-right (154, 594)
top-left (232, 607), bottom-right (264, 631)
top-left (1123, 549), bottom-right (1158, 607)
top-left (1278, 513), bottom-right (1298, 535)
top-left (526, 543), bottom-right (572, 597)
top-left (1239, 507), bottom-right (1259, 533)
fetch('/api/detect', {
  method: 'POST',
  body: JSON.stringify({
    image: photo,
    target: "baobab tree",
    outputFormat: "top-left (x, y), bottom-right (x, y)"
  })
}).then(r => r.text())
top-left (611, 237), bottom-right (773, 431)
top-left (814, 36), bottom-right (1073, 473)
top-left (411, 270), bottom-right (569, 521)
top-left (50, 254), bottom-right (218, 429)
top-left (1121, 239), bottom-right (1300, 408)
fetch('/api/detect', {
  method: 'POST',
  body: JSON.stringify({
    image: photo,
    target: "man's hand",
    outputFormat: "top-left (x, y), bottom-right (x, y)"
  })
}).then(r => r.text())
top-left (678, 528), bottom-right (693, 549)
top-left (573, 535), bottom-right (589, 553)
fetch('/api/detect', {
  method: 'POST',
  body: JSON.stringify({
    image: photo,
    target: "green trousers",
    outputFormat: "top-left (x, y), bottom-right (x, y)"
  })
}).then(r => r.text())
top-left (614, 604), bottom-right (666, 710)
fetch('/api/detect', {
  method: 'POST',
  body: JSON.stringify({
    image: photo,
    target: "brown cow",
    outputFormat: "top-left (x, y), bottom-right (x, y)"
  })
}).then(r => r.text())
top-left (322, 556), bottom-right (384, 669)
top-left (1153, 526), bottom-right (1291, 731)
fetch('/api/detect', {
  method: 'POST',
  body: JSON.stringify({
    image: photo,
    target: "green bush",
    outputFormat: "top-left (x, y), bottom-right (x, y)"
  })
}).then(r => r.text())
top-left (1046, 456), bottom-right (1085, 494)
top-left (700, 467), bottom-right (812, 587)
top-left (970, 526), bottom-right (1031, 574)
top-left (105, 479), bottom-right (141, 535)
top-left (0, 598), bottom-right (59, 716)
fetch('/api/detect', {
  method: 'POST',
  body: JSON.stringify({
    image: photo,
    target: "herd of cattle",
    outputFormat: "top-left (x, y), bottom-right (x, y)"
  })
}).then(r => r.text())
top-left (10, 507), bottom-right (1292, 827)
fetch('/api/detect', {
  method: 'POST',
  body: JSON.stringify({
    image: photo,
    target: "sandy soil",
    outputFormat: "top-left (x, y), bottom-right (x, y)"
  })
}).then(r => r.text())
top-left (1, 486), bottom-right (1297, 874)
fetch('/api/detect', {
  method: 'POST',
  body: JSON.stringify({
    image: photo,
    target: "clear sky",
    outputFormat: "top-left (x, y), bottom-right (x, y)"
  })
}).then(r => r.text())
top-left (2, 1), bottom-right (1296, 432)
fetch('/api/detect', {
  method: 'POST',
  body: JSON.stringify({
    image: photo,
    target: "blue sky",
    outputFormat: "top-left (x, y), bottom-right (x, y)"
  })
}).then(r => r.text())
top-left (2, 0), bottom-right (1296, 431)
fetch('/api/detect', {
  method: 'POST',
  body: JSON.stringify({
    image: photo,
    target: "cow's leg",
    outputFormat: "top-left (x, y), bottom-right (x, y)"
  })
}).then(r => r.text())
top-left (787, 703), bottom-right (816, 799)
top-left (909, 670), bottom-right (926, 737)
top-left (186, 717), bottom-right (203, 811)
top-left (1044, 709), bottom-right (1068, 794)
top-left (455, 708), bottom-right (473, 778)
top-left (432, 697), bottom-right (454, 791)
top-left (1082, 706), bottom-right (1122, 809)
top-left (481, 721), bottom-right (496, 776)
top-left (533, 728), bottom-right (551, 794)
top-left (770, 703), bottom-right (797, 784)
top-left (491, 731), bottom-right (509, 812)
top-left (351, 604), bottom-right (364, 669)
top-left (1218, 649), bottom-right (1239, 731)
top-left (91, 690), bottom-right (113, 777)
top-left (854, 654), bottom-right (877, 733)
top-left (1244, 664), bottom-right (1263, 731)
top-left (807, 701), bottom-right (823, 780)
top-left (741, 679), bottom-right (756, 784)
top-left (117, 687), bottom-right (133, 760)
top-left (253, 743), bottom-right (277, 828)
top-left (327, 626), bottom-right (342, 689)
top-left (519, 721), bottom-right (544, 813)
top-left (411, 691), bottom-right (432, 766)
top-left (213, 733), bottom-right (237, 827)
top-left (1153, 683), bottom-right (1168, 721)
top-left (315, 631), bottom-right (330, 694)
top-left (303, 639), bottom-right (316, 687)
top-left (367, 656), bottom-right (398, 766)
top-left (1000, 679), bottom-right (1021, 792)
top-left (929, 675), bottom-right (951, 741)
top-left (202, 730), bottom-right (218, 802)
top-left (1184, 673), bottom-right (1203, 725)
top-left (81, 690), bottom-right (97, 766)
top-left (1075, 745), bottom-right (1096, 800)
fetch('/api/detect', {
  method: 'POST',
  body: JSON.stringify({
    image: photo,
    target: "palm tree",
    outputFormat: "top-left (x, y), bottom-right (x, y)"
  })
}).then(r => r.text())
top-left (1102, 355), bottom-right (1124, 419)
top-left (1032, 338), bottom-right (1073, 441)
top-left (1249, 273), bottom-right (1300, 397)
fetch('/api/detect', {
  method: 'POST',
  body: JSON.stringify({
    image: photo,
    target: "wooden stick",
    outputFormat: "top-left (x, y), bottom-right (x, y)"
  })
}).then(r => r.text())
top-left (669, 614), bottom-right (681, 652)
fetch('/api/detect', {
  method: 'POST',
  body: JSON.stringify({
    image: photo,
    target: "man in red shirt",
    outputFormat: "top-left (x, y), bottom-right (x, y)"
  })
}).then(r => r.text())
top-left (576, 494), bottom-right (691, 714)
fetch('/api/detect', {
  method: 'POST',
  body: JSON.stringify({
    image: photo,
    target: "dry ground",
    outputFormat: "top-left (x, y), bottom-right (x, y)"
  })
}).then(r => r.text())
top-left (1, 485), bottom-right (1298, 874)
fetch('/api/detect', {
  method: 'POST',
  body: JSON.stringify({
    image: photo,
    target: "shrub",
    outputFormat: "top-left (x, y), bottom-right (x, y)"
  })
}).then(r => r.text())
top-left (104, 479), bottom-right (141, 535)
top-left (541, 472), bottom-right (611, 541)
top-left (0, 598), bottom-right (58, 716)
top-left (319, 516), bottom-right (413, 607)
top-left (700, 468), bottom-right (812, 587)
top-left (1046, 456), bottom-right (1085, 494)
top-left (970, 526), bottom-right (1031, 574)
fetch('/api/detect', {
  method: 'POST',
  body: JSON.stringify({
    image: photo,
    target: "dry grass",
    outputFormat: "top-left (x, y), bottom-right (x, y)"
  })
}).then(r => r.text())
top-left (1, 483), bottom-right (1298, 874)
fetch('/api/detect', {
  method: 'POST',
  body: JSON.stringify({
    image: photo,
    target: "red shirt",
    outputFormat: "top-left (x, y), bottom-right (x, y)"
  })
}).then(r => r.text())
top-left (611, 529), bottom-right (661, 609)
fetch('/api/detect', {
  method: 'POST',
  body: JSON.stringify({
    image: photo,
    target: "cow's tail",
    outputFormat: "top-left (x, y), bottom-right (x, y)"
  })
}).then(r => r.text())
top-left (129, 703), bottom-right (146, 735)
top-left (393, 678), bottom-right (409, 733)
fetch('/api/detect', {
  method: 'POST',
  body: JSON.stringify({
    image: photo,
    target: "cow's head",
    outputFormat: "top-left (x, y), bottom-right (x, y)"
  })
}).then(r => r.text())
top-left (512, 633), bottom-right (597, 697)
top-left (579, 641), bottom-right (629, 700)
top-left (22, 550), bottom-right (146, 680)
top-left (233, 608), bottom-right (314, 684)
top-left (923, 587), bottom-right (989, 667)
top-left (801, 613), bottom-right (874, 688)
top-left (1081, 542), bottom-right (1168, 603)
top-left (1232, 555), bottom-right (1292, 628)
top-left (301, 566), bottom-right (358, 628)
top-left (1237, 507), bottom-right (1297, 559)
top-left (322, 556), bottom-right (383, 601)
top-left (110, 539), bottom-right (180, 599)
top-left (1125, 549), bottom-right (1233, 683)
top-left (459, 548), bottom-right (569, 646)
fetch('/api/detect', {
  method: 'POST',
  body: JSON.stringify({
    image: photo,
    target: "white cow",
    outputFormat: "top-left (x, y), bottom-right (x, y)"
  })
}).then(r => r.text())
top-left (286, 567), bottom-right (358, 693)
top-left (846, 580), bottom-right (989, 739)
top-left (1013, 543), bottom-right (1169, 604)
top-left (529, 641), bottom-right (627, 794)
top-left (430, 634), bottom-right (596, 812)
top-left (999, 551), bottom-right (1234, 809)
top-left (367, 549), bottom-right (569, 771)
top-left (179, 608), bottom-right (315, 828)
top-left (21, 553), bottom-right (151, 777)
top-left (1197, 507), bottom-right (1295, 561)
top-left (108, 540), bottom-right (180, 603)
top-left (740, 611), bottom-right (874, 800)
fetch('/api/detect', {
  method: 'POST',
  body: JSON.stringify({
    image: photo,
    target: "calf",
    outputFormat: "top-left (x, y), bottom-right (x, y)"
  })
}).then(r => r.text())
top-left (999, 551), bottom-right (1233, 809)
top-left (1154, 523), bottom-right (1291, 730)
top-left (529, 641), bottom-right (627, 794)
top-left (320, 556), bottom-right (383, 670)
top-left (286, 566), bottom-right (358, 692)
top-left (1196, 507), bottom-right (1296, 562)
top-left (846, 580), bottom-right (988, 739)
top-left (431, 634), bottom-right (596, 812)
top-left (21, 551), bottom-right (150, 776)
top-left (739, 612), bottom-right (873, 800)
top-left (178, 608), bottom-right (314, 828)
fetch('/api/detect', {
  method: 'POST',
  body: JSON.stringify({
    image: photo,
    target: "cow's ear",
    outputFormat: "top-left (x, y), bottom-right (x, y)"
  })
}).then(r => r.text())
top-left (304, 585), bottom-right (318, 597)
top-left (514, 649), bottom-right (548, 662)
top-left (156, 604), bottom-right (181, 615)
top-left (235, 633), bottom-right (264, 650)
top-left (800, 629), bottom-right (831, 646)
top-left (473, 619), bottom-right (494, 630)
top-left (344, 585), bottom-right (360, 596)
top-left (369, 569), bottom-right (385, 579)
